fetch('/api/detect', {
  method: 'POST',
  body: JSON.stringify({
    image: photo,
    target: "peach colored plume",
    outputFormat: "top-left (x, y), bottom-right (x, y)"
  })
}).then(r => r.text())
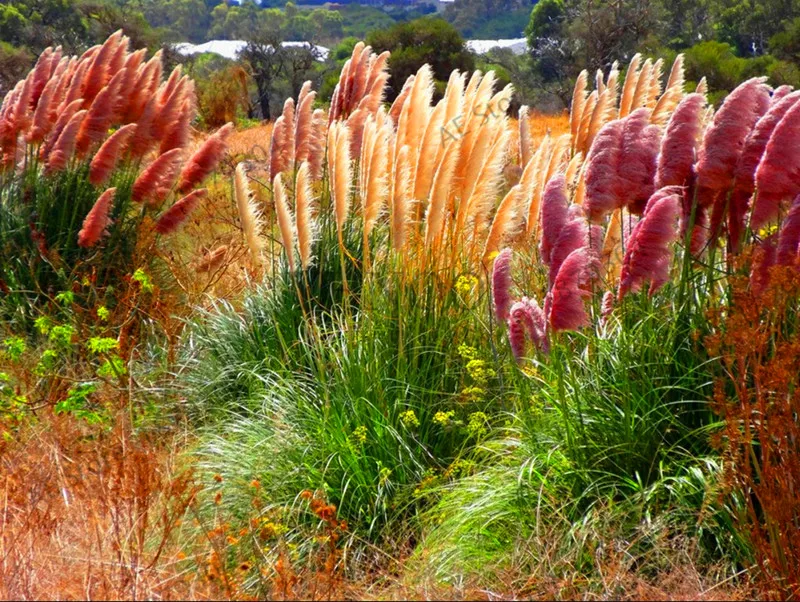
top-left (75, 68), bottom-right (128, 157)
top-left (45, 109), bottom-right (87, 173)
top-left (89, 123), bottom-right (136, 186)
top-left (176, 122), bottom-right (233, 193)
top-left (78, 187), bottom-right (116, 247)
top-left (132, 148), bottom-right (184, 204)
top-left (155, 188), bottom-right (207, 235)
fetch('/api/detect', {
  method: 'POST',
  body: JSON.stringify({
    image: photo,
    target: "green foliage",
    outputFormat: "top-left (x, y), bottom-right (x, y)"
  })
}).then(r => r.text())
top-left (367, 17), bottom-right (475, 101)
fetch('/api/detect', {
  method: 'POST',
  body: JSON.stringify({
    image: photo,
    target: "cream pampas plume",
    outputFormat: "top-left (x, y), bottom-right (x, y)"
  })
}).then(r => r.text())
top-left (308, 109), bottom-right (326, 180)
top-left (460, 127), bottom-right (511, 239)
top-left (269, 115), bottom-right (289, 180)
top-left (155, 188), bottom-right (206, 235)
top-left (89, 123), bottom-right (136, 185)
top-left (177, 122), bottom-right (233, 193)
top-left (655, 93), bottom-right (706, 189)
top-left (361, 116), bottom-right (391, 241)
top-left (391, 144), bottom-right (412, 251)
top-left (695, 78), bottom-right (770, 199)
top-left (281, 98), bottom-right (296, 165)
top-left (619, 54), bottom-right (642, 118)
top-left (234, 163), bottom-right (266, 268)
top-left (412, 100), bottom-right (446, 203)
top-left (424, 139), bottom-right (459, 247)
top-left (78, 187), bottom-right (116, 247)
top-left (273, 173), bottom-right (297, 273)
top-left (630, 58), bottom-right (653, 113)
top-left (294, 85), bottom-right (316, 163)
top-left (570, 71), bottom-right (588, 151)
top-left (295, 162), bottom-right (317, 270)
top-left (492, 248), bottom-right (513, 322)
top-left (651, 54), bottom-right (685, 125)
top-left (753, 99), bottom-right (800, 229)
top-left (131, 148), bottom-right (184, 204)
top-left (45, 109), bottom-right (87, 173)
top-left (328, 122), bottom-right (352, 238)
top-left (482, 184), bottom-right (524, 262)
top-left (389, 75), bottom-right (414, 126)
top-left (518, 105), bottom-right (532, 166)
top-left (618, 186), bottom-right (682, 299)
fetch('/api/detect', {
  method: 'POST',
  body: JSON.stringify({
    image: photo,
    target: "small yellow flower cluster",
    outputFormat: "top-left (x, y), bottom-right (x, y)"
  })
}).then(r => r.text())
top-left (758, 223), bottom-right (779, 238)
top-left (378, 466), bottom-right (392, 485)
top-left (461, 385), bottom-right (485, 400)
top-left (457, 343), bottom-right (478, 361)
top-left (454, 274), bottom-right (478, 297)
top-left (445, 458), bottom-right (476, 479)
top-left (413, 469), bottom-right (440, 498)
top-left (350, 425), bottom-right (368, 447)
top-left (466, 359), bottom-right (496, 385)
top-left (434, 410), bottom-right (455, 426)
top-left (399, 409), bottom-right (420, 428)
top-left (467, 411), bottom-right (488, 437)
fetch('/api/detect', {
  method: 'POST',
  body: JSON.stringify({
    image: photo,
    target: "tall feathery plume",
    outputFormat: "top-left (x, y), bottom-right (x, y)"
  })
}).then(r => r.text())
top-left (518, 105), bottom-right (533, 166)
top-left (548, 247), bottom-right (593, 332)
top-left (776, 194), bottom-right (800, 266)
top-left (630, 58), bottom-right (653, 112)
top-left (412, 100), bottom-right (446, 203)
top-left (391, 144), bottom-right (412, 250)
top-left (695, 78), bottom-right (770, 203)
top-left (727, 91), bottom-right (800, 248)
top-left (234, 163), bottom-right (266, 268)
top-left (618, 54), bottom-right (643, 118)
top-left (618, 186), bottom-right (682, 299)
top-left (583, 87), bottom-right (617, 155)
top-left (524, 136), bottom-right (552, 234)
top-left (89, 123), bottom-right (136, 185)
top-left (583, 119), bottom-right (624, 222)
top-left (81, 31), bottom-right (122, 106)
top-left (75, 68), bottom-right (128, 156)
top-left (548, 207), bottom-right (590, 288)
top-left (151, 76), bottom-right (188, 144)
top-left (651, 54), bottom-right (685, 125)
top-left (574, 90), bottom-right (598, 156)
top-left (424, 139), bottom-right (460, 248)
top-left (159, 97), bottom-right (192, 154)
top-left (177, 122), bottom-right (233, 193)
top-left (329, 122), bottom-right (352, 239)
top-left (600, 208), bottom-right (636, 284)
top-left (492, 248), bottom-right (513, 322)
top-left (483, 184), bottom-right (524, 262)
top-left (655, 93), bottom-right (706, 189)
top-left (269, 115), bottom-right (289, 180)
top-left (11, 73), bottom-right (34, 137)
top-left (78, 187), bottom-right (116, 247)
top-left (29, 47), bottom-right (55, 106)
top-left (616, 108), bottom-right (661, 214)
top-left (155, 188), bottom-right (206, 235)
top-left (570, 71), bottom-right (589, 152)
top-left (39, 98), bottom-right (83, 162)
top-left (273, 173), bottom-right (297, 273)
top-left (308, 108), bottom-right (327, 180)
top-left (462, 127), bottom-right (511, 242)
top-left (508, 298), bottom-right (549, 360)
top-left (389, 75), bottom-right (414, 126)
top-left (295, 162), bottom-right (317, 270)
top-left (26, 74), bottom-right (61, 143)
top-left (540, 174), bottom-right (570, 266)
top-left (294, 85), bottom-right (316, 164)
top-left (125, 52), bottom-right (163, 123)
top-left (281, 98), bottom-right (296, 167)
top-left (45, 109), bottom-right (87, 173)
top-left (131, 148), bottom-right (184, 204)
top-left (647, 58), bottom-right (664, 107)
top-left (751, 96), bottom-right (800, 230)
top-left (362, 117), bottom-right (390, 240)
top-left (61, 59), bottom-right (91, 110)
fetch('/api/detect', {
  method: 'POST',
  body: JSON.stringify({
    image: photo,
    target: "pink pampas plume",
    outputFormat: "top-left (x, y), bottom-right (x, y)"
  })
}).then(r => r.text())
top-left (81, 31), bottom-right (123, 106)
top-left (176, 122), bottom-right (233, 193)
top-left (695, 78), bottom-right (770, 197)
top-left (128, 97), bottom-right (157, 158)
top-left (776, 194), bottom-right (800, 265)
top-left (600, 290), bottom-right (614, 324)
top-left (131, 148), bottom-right (184, 204)
top-left (548, 210), bottom-right (589, 288)
top-left (78, 187), bottom-right (116, 247)
top-left (617, 108), bottom-right (661, 215)
top-left (159, 98), bottom-right (192, 154)
top-left (11, 73), bottom-right (34, 136)
top-left (30, 47), bottom-right (56, 106)
top-left (508, 297), bottom-right (549, 361)
top-left (39, 98), bottom-right (82, 162)
top-left (750, 235), bottom-right (777, 294)
top-left (753, 99), bottom-right (800, 230)
top-left (549, 248), bottom-right (594, 332)
top-left (89, 123), bottom-right (135, 186)
top-left (75, 68), bottom-right (128, 157)
top-left (772, 86), bottom-right (793, 104)
top-left (655, 93), bottom-right (706, 189)
top-left (583, 119), bottom-right (624, 222)
top-left (155, 188), bottom-right (207, 235)
top-left (618, 186), bottom-right (682, 299)
top-left (45, 109), bottom-right (87, 173)
top-left (492, 248), bottom-right (513, 322)
top-left (540, 173), bottom-right (570, 264)
top-left (26, 74), bottom-right (62, 143)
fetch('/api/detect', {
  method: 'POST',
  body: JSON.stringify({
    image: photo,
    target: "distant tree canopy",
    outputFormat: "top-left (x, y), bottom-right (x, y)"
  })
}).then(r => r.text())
top-left (367, 17), bottom-right (475, 100)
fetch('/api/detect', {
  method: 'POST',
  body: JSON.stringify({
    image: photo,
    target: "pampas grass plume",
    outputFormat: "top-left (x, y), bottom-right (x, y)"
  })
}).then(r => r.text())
top-left (155, 188), bottom-right (206, 235)
top-left (295, 162), bottom-right (317, 270)
top-left (177, 122), bottom-right (233, 193)
top-left (78, 187), bottom-right (116, 247)
top-left (131, 148), bottom-right (184, 204)
top-left (273, 172), bottom-right (297, 273)
top-left (89, 123), bottom-right (136, 185)
top-left (492, 248), bottom-right (513, 322)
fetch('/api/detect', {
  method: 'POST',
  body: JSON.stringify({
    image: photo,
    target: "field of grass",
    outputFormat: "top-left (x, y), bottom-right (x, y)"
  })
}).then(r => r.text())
top-left (2, 35), bottom-right (800, 600)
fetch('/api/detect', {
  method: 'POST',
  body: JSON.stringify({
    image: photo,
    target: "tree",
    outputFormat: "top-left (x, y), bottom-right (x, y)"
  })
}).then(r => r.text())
top-left (367, 17), bottom-right (475, 101)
